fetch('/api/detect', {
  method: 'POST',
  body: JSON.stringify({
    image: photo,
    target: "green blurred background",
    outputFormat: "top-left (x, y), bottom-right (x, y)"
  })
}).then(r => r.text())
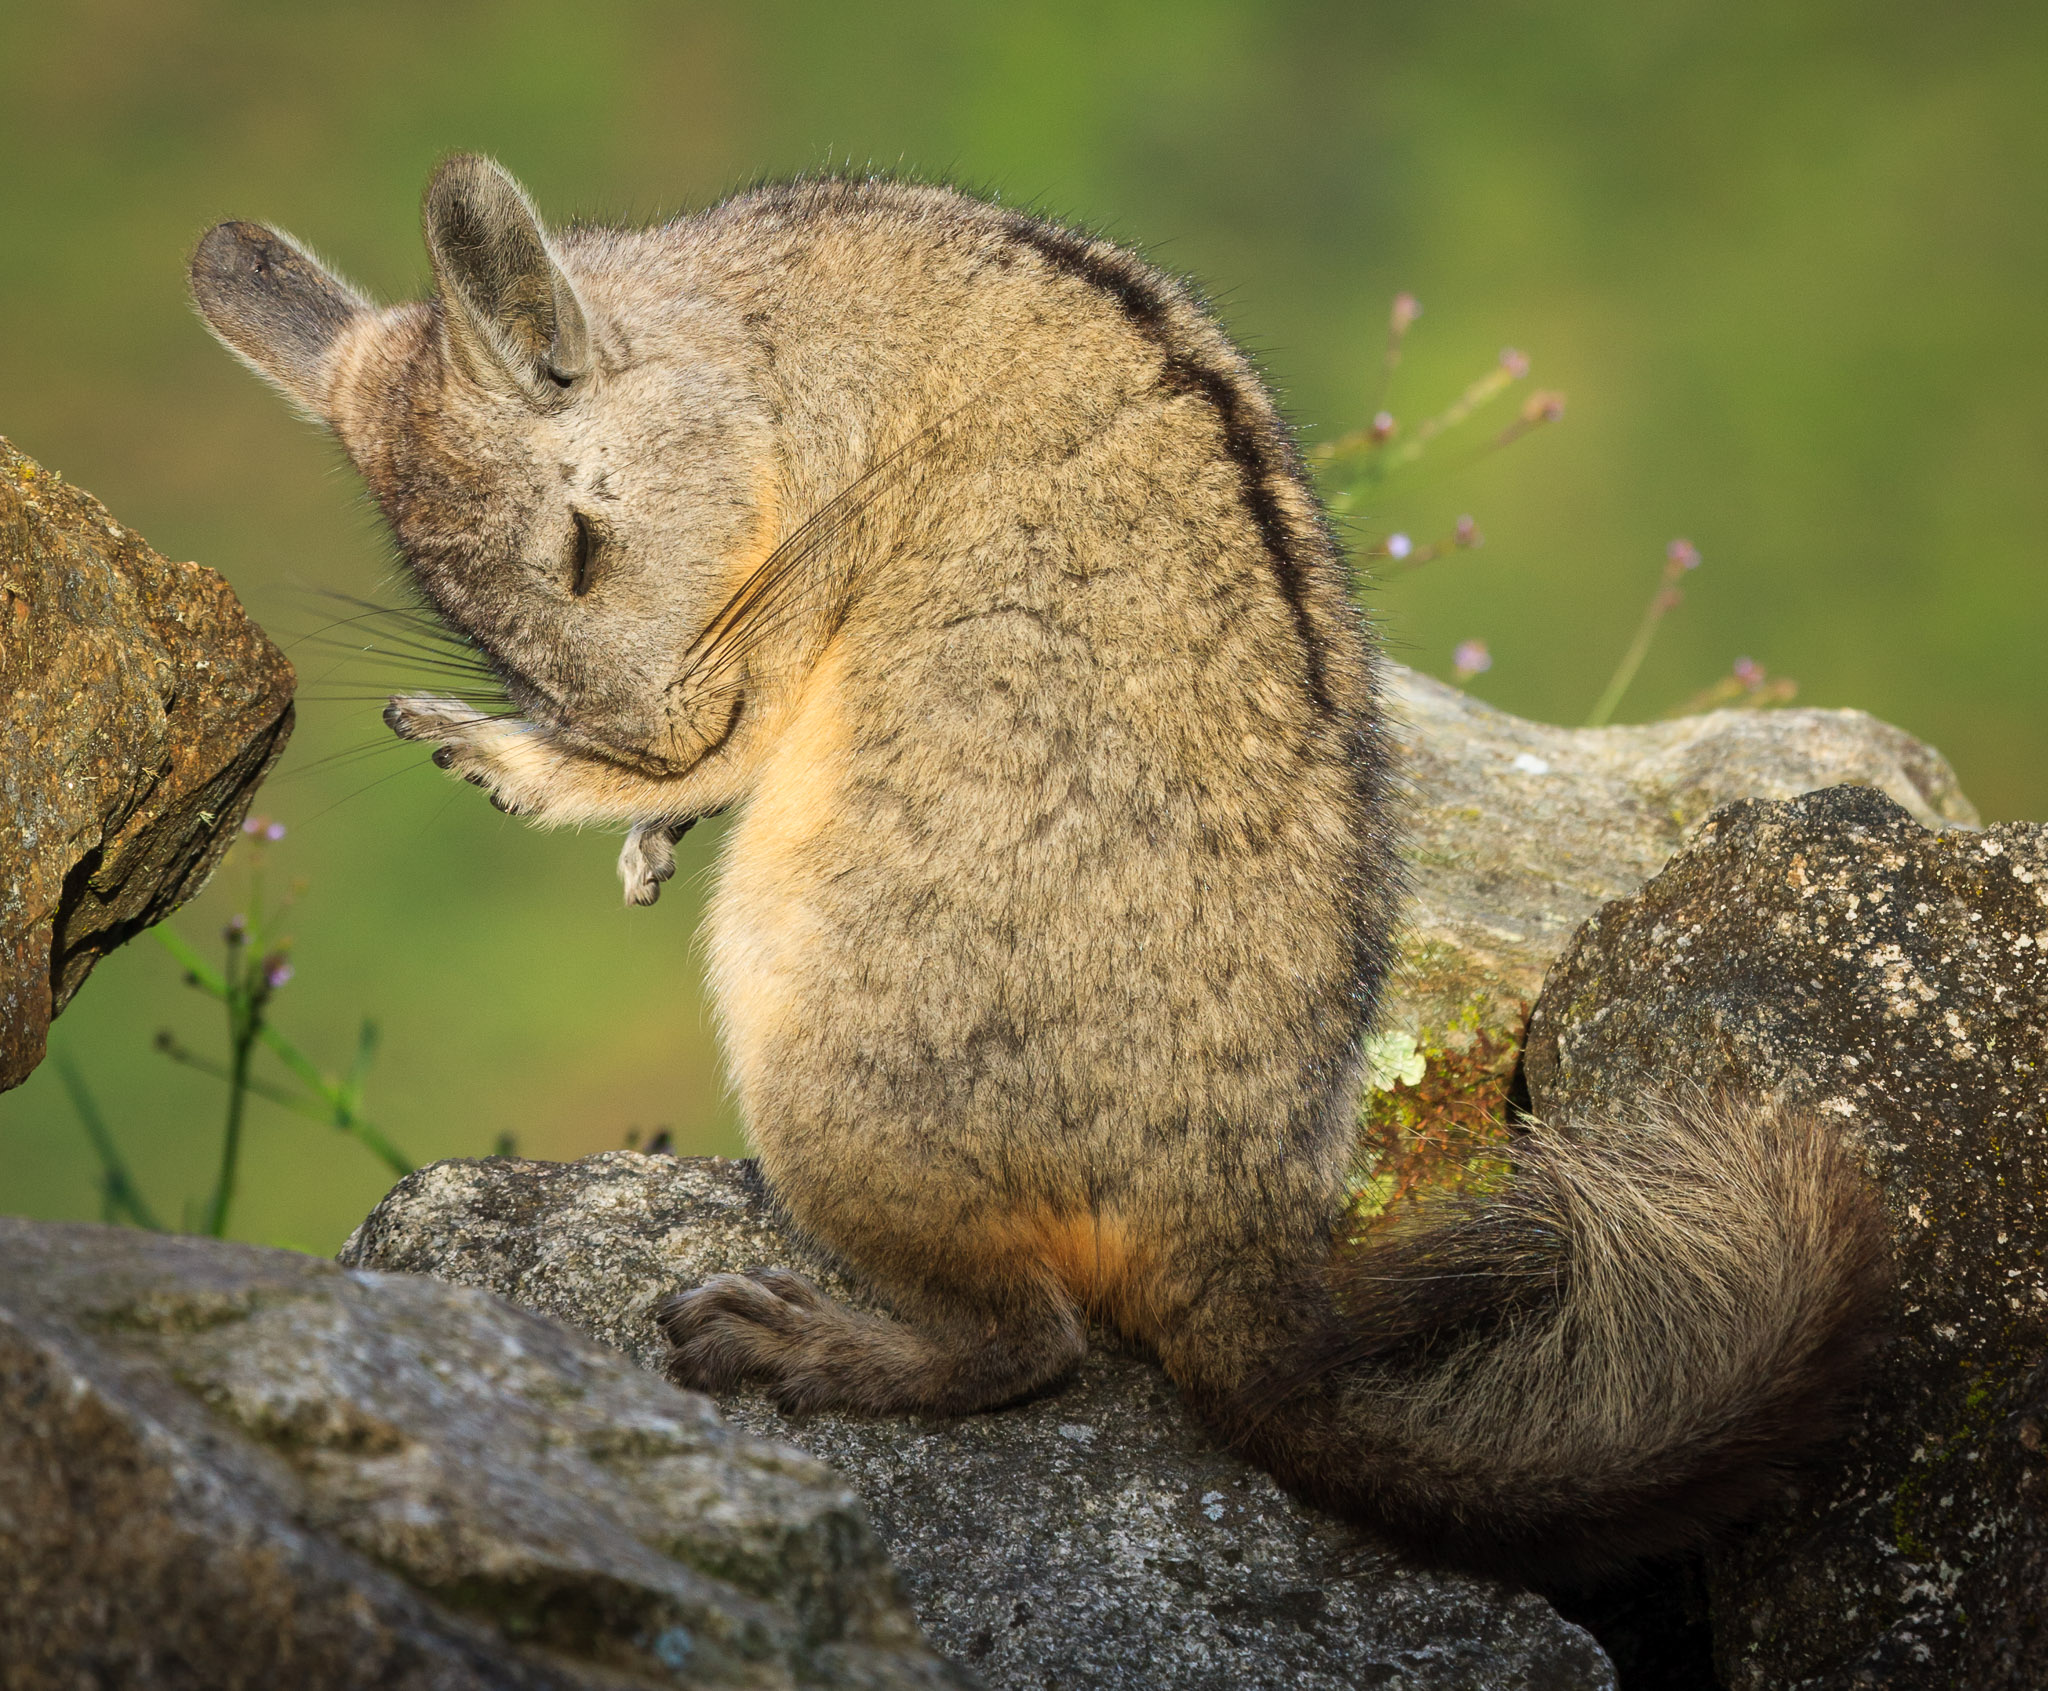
top-left (5, 0), bottom-right (2045, 1249)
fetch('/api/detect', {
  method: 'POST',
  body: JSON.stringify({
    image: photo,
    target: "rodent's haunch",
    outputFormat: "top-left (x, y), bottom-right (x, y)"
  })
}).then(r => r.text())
top-left (191, 156), bottom-right (1889, 1583)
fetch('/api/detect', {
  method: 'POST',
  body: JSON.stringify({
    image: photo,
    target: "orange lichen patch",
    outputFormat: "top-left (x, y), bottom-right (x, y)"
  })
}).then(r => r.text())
top-left (1346, 1011), bottom-right (1524, 1239)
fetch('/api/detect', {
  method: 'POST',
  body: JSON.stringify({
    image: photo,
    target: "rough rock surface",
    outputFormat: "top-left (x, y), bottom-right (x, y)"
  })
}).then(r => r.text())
top-left (0, 1217), bottom-right (968, 1690)
top-left (0, 435), bottom-right (294, 1090)
top-left (1522, 785), bottom-right (2048, 1689)
top-left (1383, 669), bottom-right (1976, 1045)
top-left (342, 1153), bottom-right (1617, 1691)
top-left (1950, 1353), bottom-right (2048, 1686)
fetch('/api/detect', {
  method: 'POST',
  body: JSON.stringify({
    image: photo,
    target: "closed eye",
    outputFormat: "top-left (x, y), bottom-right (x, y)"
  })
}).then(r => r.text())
top-left (569, 511), bottom-right (600, 597)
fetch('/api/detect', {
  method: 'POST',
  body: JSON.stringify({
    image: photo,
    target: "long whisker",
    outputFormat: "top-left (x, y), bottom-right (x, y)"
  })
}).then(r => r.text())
top-left (298, 694), bottom-right (516, 709)
top-left (282, 585), bottom-right (513, 723)
top-left (295, 642), bottom-right (503, 683)
top-left (289, 603), bottom-right (466, 644)
top-left (294, 758), bottom-right (438, 824)
top-left (301, 588), bottom-right (476, 641)
top-left (290, 610), bottom-right (495, 669)
top-left (273, 739), bottom-right (419, 781)
top-left (294, 592), bottom-right (494, 672)
top-left (298, 627), bottom-right (493, 671)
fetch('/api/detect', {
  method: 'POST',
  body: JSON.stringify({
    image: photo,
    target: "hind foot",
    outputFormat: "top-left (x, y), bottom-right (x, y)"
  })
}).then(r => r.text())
top-left (658, 1269), bottom-right (891, 1414)
top-left (618, 818), bottom-right (694, 907)
top-left (656, 1267), bottom-right (1085, 1417)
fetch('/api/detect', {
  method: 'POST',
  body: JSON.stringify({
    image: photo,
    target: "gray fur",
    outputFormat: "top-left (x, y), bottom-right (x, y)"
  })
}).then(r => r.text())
top-left (424, 155), bottom-right (592, 401)
top-left (191, 157), bottom-right (1886, 1582)
top-left (189, 221), bottom-right (369, 419)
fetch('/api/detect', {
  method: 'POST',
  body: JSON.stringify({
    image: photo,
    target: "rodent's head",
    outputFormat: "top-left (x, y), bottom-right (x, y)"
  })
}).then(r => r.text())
top-left (190, 155), bottom-right (777, 770)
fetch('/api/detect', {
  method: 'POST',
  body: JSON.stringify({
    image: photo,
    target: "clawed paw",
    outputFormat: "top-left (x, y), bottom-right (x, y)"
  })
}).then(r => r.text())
top-left (657, 1269), bottom-right (836, 1403)
top-left (384, 694), bottom-right (488, 743)
top-left (386, 695), bottom-right (528, 814)
top-left (619, 821), bottom-right (680, 908)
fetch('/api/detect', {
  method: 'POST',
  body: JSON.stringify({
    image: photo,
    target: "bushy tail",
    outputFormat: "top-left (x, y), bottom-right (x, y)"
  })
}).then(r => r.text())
top-left (1222, 1093), bottom-right (1891, 1586)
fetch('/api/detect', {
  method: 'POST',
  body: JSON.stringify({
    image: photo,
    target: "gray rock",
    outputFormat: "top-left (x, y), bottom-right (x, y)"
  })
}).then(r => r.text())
top-left (0, 435), bottom-right (295, 1089)
top-left (1384, 669), bottom-right (1977, 1046)
top-left (1355, 670), bottom-right (1977, 1228)
top-left (1951, 1353), bottom-right (2048, 1685)
top-left (341, 1152), bottom-right (1616, 1691)
top-left (0, 1217), bottom-right (969, 1689)
top-left (1522, 785), bottom-right (2048, 1689)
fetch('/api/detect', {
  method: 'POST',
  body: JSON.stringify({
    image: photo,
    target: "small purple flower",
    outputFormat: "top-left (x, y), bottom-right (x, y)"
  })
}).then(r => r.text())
top-left (1667, 538), bottom-right (1701, 572)
top-left (1454, 514), bottom-right (1482, 548)
top-left (1370, 410), bottom-right (1396, 443)
top-left (224, 914), bottom-right (247, 942)
top-left (264, 821), bottom-right (287, 842)
top-left (1390, 293), bottom-right (1421, 334)
top-left (1453, 639), bottom-right (1492, 680)
top-left (1523, 390), bottom-right (1566, 423)
top-left (241, 816), bottom-right (261, 836)
top-left (262, 954), bottom-right (293, 991)
top-left (1500, 347), bottom-right (1530, 379)
top-left (1733, 656), bottom-right (1764, 688)
top-left (1386, 532), bottom-right (1413, 561)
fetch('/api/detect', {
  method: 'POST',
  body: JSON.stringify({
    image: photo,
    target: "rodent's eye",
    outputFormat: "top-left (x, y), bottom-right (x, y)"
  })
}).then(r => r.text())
top-left (569, 511), bottom-right (601, 598)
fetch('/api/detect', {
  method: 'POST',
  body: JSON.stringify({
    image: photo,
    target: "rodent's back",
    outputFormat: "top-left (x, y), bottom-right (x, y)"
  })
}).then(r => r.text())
top-left (703, 182), bottom-right (1400, 1285)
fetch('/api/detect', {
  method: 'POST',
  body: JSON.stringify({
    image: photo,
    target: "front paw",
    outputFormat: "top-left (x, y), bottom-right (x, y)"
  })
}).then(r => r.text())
top-left (384, 694), bottom-right (488, 743)
top-left (657, 1269), bottom-right (834, 1399)
top-left (385, 695), bottom-right (527, 814)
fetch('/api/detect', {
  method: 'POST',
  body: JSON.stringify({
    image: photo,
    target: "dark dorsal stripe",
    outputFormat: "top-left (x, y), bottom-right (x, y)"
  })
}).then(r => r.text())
top-left (996, 211), bottom-right (1334, 716)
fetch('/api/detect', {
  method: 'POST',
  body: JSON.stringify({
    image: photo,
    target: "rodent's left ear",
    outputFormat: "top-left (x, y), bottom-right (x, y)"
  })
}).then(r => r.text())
top-left (424, 154), bottom-right (592, 406)
top-left (189, 221), bottom-right (371, 422)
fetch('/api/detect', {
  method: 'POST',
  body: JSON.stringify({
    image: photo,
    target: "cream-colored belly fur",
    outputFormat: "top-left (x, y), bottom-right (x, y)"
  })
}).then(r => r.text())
top-left (705, 641), bottom-right (851, 1128)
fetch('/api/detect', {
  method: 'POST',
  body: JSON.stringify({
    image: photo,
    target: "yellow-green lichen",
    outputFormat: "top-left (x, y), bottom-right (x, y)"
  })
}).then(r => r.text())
top-left (1346, 997), bottom-right (1525, 1235)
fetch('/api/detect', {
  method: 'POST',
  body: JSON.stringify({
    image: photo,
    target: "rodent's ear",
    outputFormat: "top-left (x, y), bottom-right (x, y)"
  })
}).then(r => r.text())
top-left (423, 154), bottom-right (591, 405)
top-left (189, 221), bottom-right (371, 422)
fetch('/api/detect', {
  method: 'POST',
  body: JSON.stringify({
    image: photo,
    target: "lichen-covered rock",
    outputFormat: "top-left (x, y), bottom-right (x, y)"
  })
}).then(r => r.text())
top-left (0, 1217), bottom-right (968, 1689)
top-left (1384, 669), bottom-right (1976, 1046)
top-left (342, 1152), bottom-right (1616, 1691)
top-left (1521, 785), bottom-right (2048, 1689)
top-left (0, 436), bottom-right (295, 1089)
top-left (1355, 673), bottom-right (1978, 1224)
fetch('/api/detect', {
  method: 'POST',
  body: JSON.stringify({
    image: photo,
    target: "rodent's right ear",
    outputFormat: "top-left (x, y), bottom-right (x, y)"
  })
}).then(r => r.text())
top-left (189, 221), bottom-right (371, 423)
top-left (423, 154), bottom-right (591, 407)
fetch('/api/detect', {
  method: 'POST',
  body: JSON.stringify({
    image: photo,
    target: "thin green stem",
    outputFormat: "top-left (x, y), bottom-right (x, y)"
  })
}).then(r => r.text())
top-left (154, 925), bottom-right (226, 995)
top-left (203, 994), bottom-right (260, 1238)
top-left (1588, 589), bottom-right (1676, 728)
top-left (156, 929), bottom-right (413, 1178)
top-left (158, 1043), bottom-right (354, 1126)
top-left (55, 1053), bottom-right (163, 1231)
top-left (256, 1021), bottom-right (413, 1175)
